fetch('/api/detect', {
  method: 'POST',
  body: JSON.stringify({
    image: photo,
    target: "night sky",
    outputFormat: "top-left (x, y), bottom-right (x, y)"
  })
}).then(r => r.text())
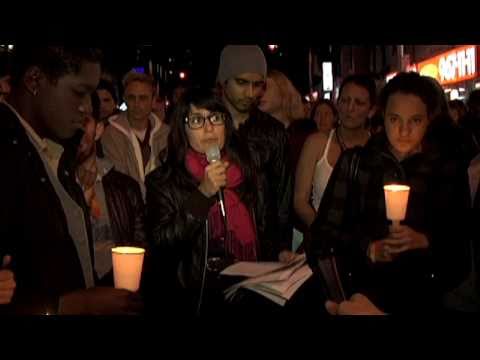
top-left (100, 44), bottom-right (321, 96)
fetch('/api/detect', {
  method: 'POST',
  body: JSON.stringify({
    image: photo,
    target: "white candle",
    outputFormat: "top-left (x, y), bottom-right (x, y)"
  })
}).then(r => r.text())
top-left (383, 184), bottom-right (410, 226)
top-left (111, 246), bottom-right (145, 292)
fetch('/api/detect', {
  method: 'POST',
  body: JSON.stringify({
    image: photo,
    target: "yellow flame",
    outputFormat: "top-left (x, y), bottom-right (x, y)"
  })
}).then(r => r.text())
top-left (384, 184), bottom-right (410, 192)
top-left (111, 246), bottom-right (145, 255)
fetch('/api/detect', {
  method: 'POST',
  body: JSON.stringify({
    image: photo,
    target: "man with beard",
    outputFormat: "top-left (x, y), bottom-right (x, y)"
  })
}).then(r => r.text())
top-left (216, 45), bottom-right (294, 263)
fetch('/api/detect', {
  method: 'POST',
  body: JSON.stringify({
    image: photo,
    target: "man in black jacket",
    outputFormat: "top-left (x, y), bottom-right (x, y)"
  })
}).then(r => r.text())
top-left (216, 45), bottom-right (294, 261)
top-left (77, 93), bottom-right (147, 286)
top-left (0, 46), bottom-right (141, 315)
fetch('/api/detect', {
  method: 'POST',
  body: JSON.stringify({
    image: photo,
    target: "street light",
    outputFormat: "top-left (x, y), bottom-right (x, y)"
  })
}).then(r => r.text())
top-left (268, 45), bottom-right (279, 52)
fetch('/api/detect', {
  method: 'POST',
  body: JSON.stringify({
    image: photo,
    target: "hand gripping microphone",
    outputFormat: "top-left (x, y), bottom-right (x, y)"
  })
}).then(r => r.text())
top-left (205, 144), bottom-right (226, 220)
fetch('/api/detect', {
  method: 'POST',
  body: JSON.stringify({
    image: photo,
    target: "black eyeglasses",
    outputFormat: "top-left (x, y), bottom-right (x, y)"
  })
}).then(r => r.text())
top-left (185, 112), bottom-right (226, 129)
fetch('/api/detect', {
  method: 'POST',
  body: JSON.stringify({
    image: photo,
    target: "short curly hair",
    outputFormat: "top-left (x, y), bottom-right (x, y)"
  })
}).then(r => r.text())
top-left (10, 45), bottom-right (102, 85)
top-left (339, 74), bottom-right (377, 107)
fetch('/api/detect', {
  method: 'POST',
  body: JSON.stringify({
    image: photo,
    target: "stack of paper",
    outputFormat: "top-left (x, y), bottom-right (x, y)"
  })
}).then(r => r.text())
top-left (221, 254), bottom-right (313, 306)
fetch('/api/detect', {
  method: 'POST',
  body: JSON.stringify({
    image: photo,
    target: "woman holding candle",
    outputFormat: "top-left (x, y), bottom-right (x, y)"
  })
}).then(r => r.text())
top-left (307, 72), bottom-right (472, 314)
top-left (144, 87), bottom-right (295, 316)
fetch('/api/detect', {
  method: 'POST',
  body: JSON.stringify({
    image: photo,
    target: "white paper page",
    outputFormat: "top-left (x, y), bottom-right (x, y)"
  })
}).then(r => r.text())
top-left (253, 265), bottom-right (313, 295)
top-left (221, 261), bottom-right (286, 277)
top-left (221, 253), bottom-right (305, 278)
top-left (224, 265), bottom-right (313, 306)
top-left (242, 268), bottom-right (312, 305)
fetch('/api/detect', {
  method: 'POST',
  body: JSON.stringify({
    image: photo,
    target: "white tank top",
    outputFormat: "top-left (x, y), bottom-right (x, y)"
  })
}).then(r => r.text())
top-left (311, 129), bottom-right (335, 211)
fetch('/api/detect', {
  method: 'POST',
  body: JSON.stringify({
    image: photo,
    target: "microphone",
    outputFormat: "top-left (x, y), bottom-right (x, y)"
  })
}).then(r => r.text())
top-left (205, 144), bottom-right (226, 220)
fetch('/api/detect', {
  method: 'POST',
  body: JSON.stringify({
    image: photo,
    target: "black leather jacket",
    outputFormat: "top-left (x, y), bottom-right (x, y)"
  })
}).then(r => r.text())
top-left (93, 166), bottom-right (147, 287)
top-left (102, 168), bottom-right (146, 248)
top-left (236, 109), bottom-right (294, 254)
top-left (144, 110), bottom-right (294, 314)
top-left (0, 102), bottom-right (147, 313)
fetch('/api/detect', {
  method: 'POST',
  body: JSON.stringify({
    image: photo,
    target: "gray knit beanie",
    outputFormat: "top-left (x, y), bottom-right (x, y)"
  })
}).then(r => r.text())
top-left (216, 45), bottom-right (267, 84)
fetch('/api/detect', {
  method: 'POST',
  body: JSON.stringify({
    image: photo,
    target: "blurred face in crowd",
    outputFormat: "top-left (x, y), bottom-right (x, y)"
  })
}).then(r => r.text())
top-left (258, 77), bottom-right (282, 114)
top-left (152, 94), bottom-right (166, 121)
top-left (96, 88), bottom-right (117, 120)
top-left (77, 97), bottom-right (96, 162)
top-left (449, 108), bottom-right (460, 124)
top-left (173, 86), bottom-right (187, 105)
top-left (0, 75), bottom-right (11, 101)
top-left (223, 73), bottom-right (265, 114)
top-left (303, 101), bottom-right (312, 118)
top-left (124, 80), bottom-right (153, 123)
top-left (185, 105), bottom-right (226, 153)
top-left (34, 61), bottom-right (101, 140)
top-left (337, 82), bottom-right (374, 130)
top-left (314, 103), bottom-right (336, 133)
top-left (384, 92), bottom-right (430, 161)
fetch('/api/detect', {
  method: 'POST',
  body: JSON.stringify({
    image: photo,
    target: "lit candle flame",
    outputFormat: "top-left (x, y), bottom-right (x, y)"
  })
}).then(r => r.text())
top-left (384, 184), bottom-right (410, 224)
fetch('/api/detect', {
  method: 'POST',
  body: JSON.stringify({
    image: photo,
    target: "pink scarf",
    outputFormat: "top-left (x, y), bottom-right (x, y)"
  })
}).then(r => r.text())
top-left (186, 149), bottom-right (257, 261)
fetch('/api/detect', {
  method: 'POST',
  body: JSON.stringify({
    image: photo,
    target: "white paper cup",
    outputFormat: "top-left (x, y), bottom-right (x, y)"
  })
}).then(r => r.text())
top-left (384, 184), bottom-right (410, 226)
top-left (111, 246), bottom-right (145, 292)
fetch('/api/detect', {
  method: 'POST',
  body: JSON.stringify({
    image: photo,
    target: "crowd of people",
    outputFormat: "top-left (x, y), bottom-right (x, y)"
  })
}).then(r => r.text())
top-left (0, 44), bottom-right (479, 316)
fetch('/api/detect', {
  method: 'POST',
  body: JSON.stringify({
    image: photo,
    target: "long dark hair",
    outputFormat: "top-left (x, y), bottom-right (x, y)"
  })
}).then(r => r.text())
top-left (379, 72), bottom-right (459, 153)
top-left (167, 87), bottom-right (257, 204)
top-left (379, 72), bottom-right (444, 123)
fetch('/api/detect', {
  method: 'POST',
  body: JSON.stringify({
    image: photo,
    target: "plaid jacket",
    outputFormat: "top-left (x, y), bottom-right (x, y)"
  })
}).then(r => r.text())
top-left (307, 131), bottom-right (472, 313)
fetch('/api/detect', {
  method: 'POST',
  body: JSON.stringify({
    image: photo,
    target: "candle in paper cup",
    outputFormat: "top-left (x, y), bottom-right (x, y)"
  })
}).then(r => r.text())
top-left (383, 184), bottom-right (410, 226)
top-left (111, 246), bottom-right (145, 292)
